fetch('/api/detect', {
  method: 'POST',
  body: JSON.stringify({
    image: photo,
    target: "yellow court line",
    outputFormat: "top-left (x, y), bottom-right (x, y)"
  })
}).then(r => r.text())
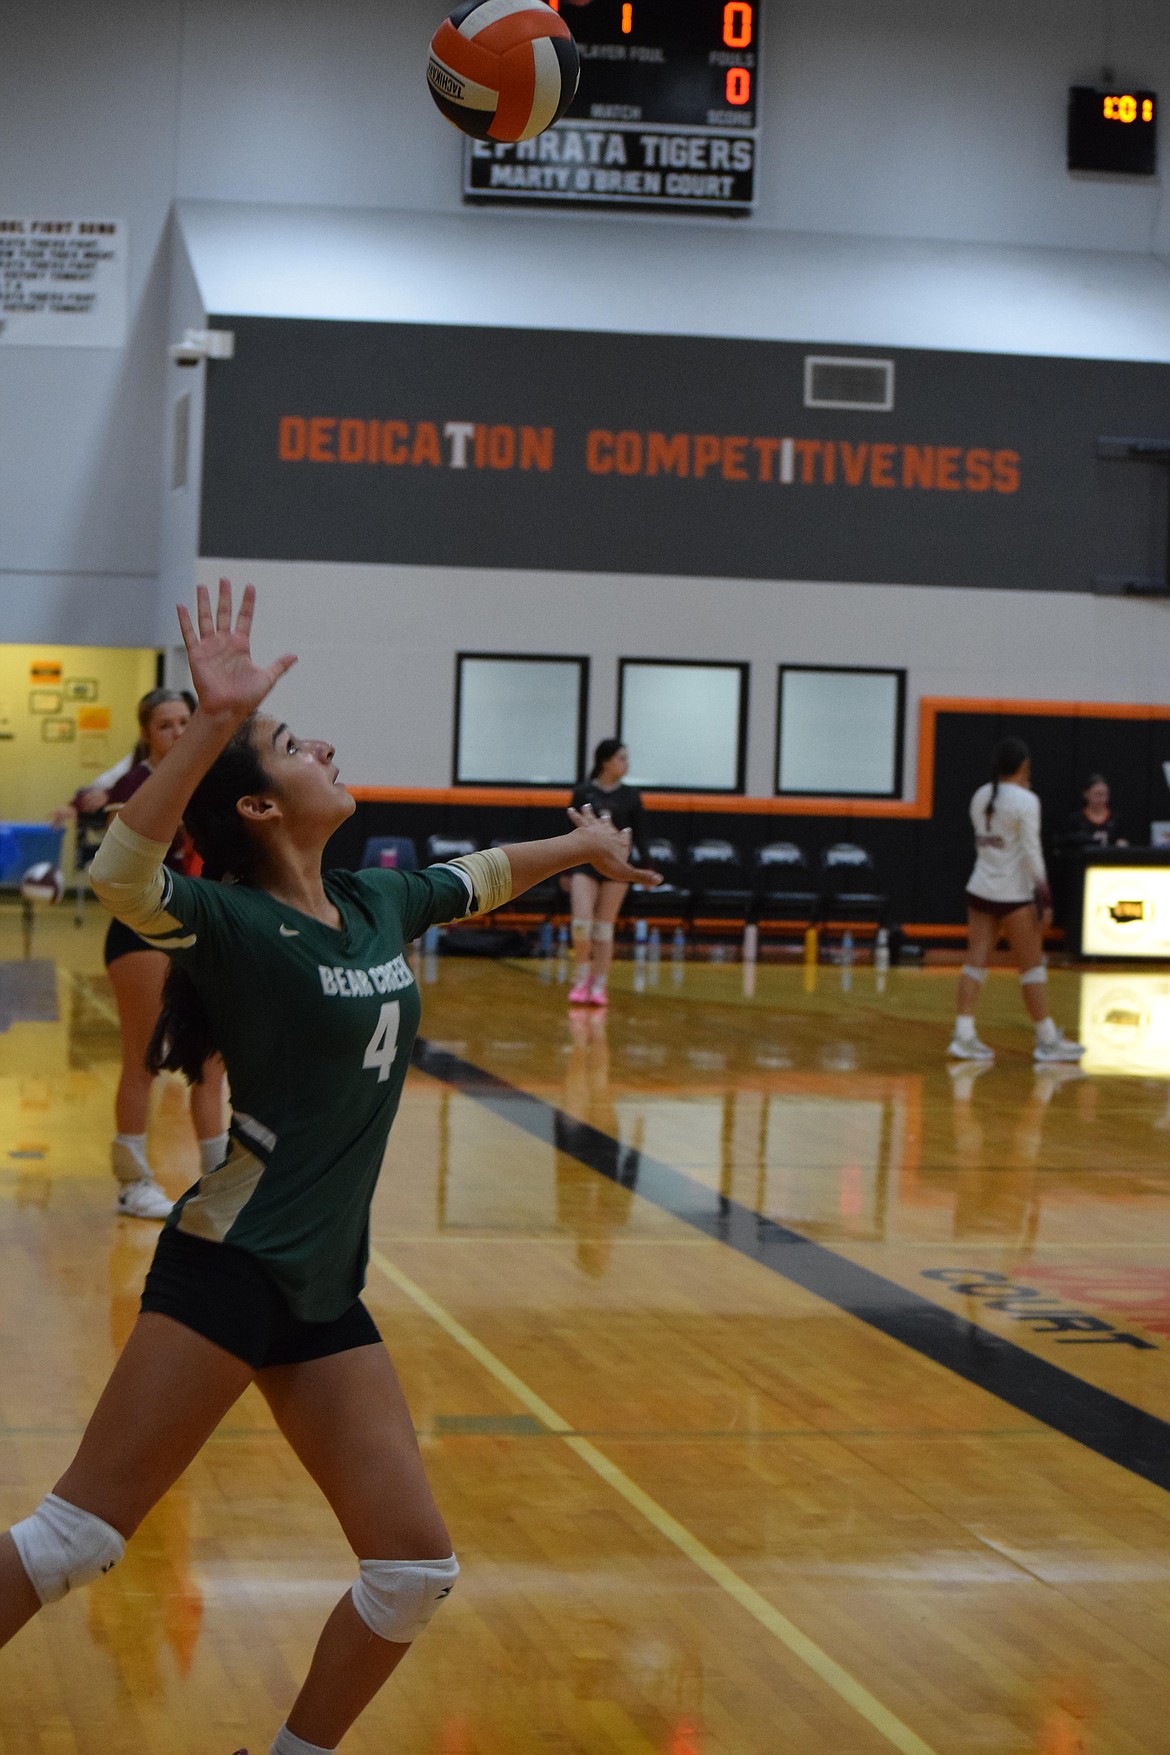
top-left (369, 1246), bottom-right (940, 1755)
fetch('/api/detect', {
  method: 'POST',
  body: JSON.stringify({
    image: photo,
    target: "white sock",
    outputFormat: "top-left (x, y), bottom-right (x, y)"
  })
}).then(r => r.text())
top-left (1035, 1016), bottom-right (1059, 1046)
top-left (111, 1133), bottom-right (150, 1184)
top-left (954, 1015), bottom-right (977, 1042)
top-left (199, 1131), bottom-right (229, 1175)
top-left (271, 1726), bottom-right (334, 1755)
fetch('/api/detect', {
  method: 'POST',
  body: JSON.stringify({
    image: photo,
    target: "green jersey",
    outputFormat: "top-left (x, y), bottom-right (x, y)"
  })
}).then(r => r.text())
top-left (150, 862), bottom-right (474, 1321)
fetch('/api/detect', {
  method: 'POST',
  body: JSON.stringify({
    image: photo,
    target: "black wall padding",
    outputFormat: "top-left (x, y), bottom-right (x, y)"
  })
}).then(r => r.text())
top-left (325, 710), bottom-right (1170, 927)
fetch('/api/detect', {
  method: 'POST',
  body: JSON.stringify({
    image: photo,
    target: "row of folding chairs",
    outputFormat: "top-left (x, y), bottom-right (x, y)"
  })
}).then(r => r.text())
top-left (359, 834), bottom-right (888, 929)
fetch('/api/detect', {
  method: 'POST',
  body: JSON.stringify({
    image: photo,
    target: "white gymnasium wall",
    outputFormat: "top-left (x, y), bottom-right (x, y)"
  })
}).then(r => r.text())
top-left (197, 560), bottom-right (1170, 794)
top-left (4, 0), bottom-right (1170, 757)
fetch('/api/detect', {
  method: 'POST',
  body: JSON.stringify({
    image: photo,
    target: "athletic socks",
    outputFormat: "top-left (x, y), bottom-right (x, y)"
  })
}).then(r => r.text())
top-left (270, 1726), bottom-right (334, 1755)
top-left (1035, 1016), bottom-right (1059, 1047)
top-left (953, 1015), bottom-right (977, 1042)
top-left (110, 1133), bottom-right (150, 1185)
top-left (199, 1131), bottom-right (230, 1175)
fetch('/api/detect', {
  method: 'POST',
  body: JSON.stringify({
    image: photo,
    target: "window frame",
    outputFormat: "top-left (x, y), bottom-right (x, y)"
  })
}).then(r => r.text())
top-left (452, 650), bottom-right (590, 787)
top-left (775, 663), bottom-right (906, 799)
top-left (616, 657), bottom-right (750, 795)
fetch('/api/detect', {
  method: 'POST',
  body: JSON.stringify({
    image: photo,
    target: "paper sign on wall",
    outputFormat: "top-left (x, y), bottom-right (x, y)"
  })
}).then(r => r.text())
top-left (0, 218), bottom-right (128, 348)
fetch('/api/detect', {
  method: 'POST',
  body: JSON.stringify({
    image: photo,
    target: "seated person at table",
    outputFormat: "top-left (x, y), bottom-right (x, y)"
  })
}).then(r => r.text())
top-left (1060, 774), bottom-right (1128, 850)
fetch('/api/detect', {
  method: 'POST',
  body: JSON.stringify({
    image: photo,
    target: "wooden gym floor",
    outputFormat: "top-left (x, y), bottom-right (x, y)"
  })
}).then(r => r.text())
top-left (2, 903), bottom-right (1170, 1754)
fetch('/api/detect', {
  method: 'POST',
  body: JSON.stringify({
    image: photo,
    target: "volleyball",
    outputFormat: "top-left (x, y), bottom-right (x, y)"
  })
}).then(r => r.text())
top-left (20, 862), bottom-right (64, 905)
top-left (427, 0), bottom-right (580, 144)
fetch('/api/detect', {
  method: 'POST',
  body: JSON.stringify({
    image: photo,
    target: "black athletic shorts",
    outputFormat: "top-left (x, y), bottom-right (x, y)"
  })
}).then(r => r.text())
top-left (965, 891), bottom-right (1036, 921)
top-left (104, 915), bottom-right (153, 966)
top-left (140, 1227), bottom-right (382, 1370)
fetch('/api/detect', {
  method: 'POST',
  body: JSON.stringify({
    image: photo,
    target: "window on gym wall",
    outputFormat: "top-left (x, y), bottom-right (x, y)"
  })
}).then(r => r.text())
top-left (776, 666), bottom-right (905, 798)
top-left (618, 660), bottom-right (748, 792)
top-left (453, 653), bottom-right (588, 785)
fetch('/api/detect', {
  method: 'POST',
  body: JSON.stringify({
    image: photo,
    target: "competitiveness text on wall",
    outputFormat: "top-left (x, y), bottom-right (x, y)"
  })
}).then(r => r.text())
top-left (198, 319), bottom-right (1170, 591)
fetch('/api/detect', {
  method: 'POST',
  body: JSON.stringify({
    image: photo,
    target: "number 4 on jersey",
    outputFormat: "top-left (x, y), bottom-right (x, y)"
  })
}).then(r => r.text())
top-left (362, 1001), bottom-right (401, 1083)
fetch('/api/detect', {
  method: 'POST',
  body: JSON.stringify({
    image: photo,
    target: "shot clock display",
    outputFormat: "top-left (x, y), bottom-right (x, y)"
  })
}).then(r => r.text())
top-left (1068, 85), bottom-right (1157, 175)
top-left (464, 0), bottom-right (762, 213)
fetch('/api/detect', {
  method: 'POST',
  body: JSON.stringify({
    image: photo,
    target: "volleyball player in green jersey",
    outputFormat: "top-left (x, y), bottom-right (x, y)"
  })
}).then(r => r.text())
top-left (0, 581), bottom-right (657, 1755)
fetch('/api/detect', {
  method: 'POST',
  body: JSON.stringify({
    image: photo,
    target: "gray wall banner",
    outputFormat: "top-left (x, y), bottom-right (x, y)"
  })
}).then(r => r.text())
top-left (199, 318), bottom-right (1170, 591)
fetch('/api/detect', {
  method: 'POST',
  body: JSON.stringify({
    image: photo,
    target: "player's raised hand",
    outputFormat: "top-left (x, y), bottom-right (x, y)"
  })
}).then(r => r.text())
top-left (567, 804), bottom-right (662, 885)
top-left (177, 580), bottom-right (297, 724)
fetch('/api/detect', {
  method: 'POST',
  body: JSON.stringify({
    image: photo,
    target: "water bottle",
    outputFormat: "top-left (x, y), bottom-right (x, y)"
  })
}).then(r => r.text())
top-left (742, 922), bottom-right (759, 964)
top-left (422, 923), bottom-right (441, 954)
top-left (672, 926), bottom-right (686, 962)
top-left (648, 926), bottom-right (661, 961)
top-left (841, 929), bottom-right (854, 966)
top-left (537, 918), bottom-right (554, 957)
top-left (874, 926), bottom-right (890, 973)
top-left (634, 918), bottom-right (648, 945)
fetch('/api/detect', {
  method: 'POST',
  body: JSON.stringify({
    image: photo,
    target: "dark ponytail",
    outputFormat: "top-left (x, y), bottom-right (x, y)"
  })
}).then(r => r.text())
top-left (147, 718), bottom-right (269, 1085)
top-left (985, 736), bottom-right (1030, 829)
top-left (590, 737), bottom-right (624, 781)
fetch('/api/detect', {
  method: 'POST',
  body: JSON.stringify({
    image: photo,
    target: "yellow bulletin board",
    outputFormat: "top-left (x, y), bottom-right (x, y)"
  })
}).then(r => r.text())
top-left (1081, 865), bottom-right (1170, 959)
top-left (0, 644), bottom-right (159, 825)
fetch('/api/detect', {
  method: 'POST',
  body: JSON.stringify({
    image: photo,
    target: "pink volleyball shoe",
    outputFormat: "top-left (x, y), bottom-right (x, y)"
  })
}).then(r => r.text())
top-left (568, 977), bottom-right (592, 1004)
top-left (588, 981), bottom-right (609, 1006)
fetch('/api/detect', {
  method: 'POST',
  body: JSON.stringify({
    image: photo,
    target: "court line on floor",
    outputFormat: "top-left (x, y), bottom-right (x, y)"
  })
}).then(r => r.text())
top-left (368, 1243), bottom-right (939, 1755)
top-left (412, 1039), bottom-right (1170, 1497)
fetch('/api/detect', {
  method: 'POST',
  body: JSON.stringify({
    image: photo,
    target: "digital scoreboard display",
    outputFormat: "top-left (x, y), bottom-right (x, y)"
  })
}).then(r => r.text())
top-left (464, 0), bottom-right (761, 213)
top-left (1082, 865), bottom-right (1170, 959)
top-left (1068, 86), bottom-right (1157, 175)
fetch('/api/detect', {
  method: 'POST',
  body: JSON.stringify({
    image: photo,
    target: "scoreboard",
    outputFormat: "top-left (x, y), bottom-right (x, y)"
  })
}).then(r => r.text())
top-left (464, 0), bottom-right (762, 214)
top-left (1067, 86), bottom-right (1158, 175)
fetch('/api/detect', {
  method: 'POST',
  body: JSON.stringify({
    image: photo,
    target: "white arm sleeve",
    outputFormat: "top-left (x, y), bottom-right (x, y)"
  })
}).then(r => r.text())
top-left (448, 847), bottom-right (513, 915)
top-left (89, 814), bottom-right (188, 940)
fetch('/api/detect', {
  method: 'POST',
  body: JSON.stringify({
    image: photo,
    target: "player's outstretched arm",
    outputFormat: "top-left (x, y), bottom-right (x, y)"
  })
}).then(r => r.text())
top-left (499, 805), bottom-right (661, 899)
top-left (116, 579), bottom-right (297, 850)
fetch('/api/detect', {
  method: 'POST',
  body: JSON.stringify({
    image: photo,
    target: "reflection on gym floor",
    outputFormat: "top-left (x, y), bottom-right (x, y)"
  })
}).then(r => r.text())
top-left (5, 904), bottom-right (1170, 1752)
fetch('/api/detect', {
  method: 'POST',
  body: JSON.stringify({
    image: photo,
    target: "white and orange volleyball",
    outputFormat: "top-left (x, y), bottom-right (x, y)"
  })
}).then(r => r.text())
top-left (427, 0), bottom-right (580, 143)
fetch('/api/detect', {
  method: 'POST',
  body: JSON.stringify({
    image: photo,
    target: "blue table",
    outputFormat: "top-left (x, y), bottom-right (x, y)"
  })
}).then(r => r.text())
top-left (0, 824), bottom-right (65, 887)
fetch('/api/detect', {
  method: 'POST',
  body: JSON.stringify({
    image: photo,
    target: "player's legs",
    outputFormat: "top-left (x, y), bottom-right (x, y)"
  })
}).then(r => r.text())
top-left (190, 1052), bottom-right (229, 1169)
top-left (106, 948), bottom-right (176, 1215)
top-left (950, 906), bottom-right (999, 1056)
top-left (569, 870), bottom-right (599, 1001)
top-left (257, 1342), bottom-right (454, 1749)
top-left (107, 948), bottom-right (165, 1136)
top-left (588, 879), bottom-right (629, 1001)
top-left (1001, 904), bottom-right (1048, 1021)
top-left (0, 1312), bottom-right (253, 1646)
top-left (1002, 904), bottom-right (1084, 1059)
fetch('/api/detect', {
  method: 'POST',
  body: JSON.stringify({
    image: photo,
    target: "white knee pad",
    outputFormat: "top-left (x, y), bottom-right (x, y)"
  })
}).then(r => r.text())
top-left (591, 920), bottom-right (614, 943)
top-left (961, 965), bottom-right (988, 984)
top-left (351, 1553), bottom-right (459, 1643)
top-left (570, 917), bottom-right (592, 945)
top-left (1020, 965), bottom-right (1047, 987)
top-left (9, 1493), bottom-right (125, 1605)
